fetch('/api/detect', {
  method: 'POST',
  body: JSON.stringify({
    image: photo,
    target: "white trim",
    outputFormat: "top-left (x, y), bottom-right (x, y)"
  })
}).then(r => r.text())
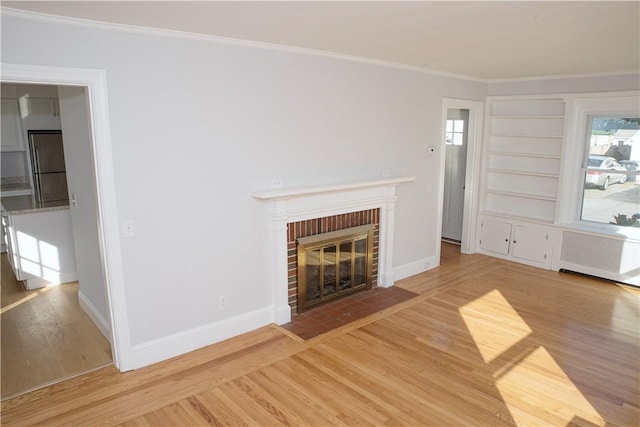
top-left (1, 7), bottom-right (486, 84)
top-left (393, 255), bottom-right (439, 282)
top-left (0, 63), bottom-right (132, 371)
top-left (488, 70), bottom-right (640, 84)
top-left (129, 307), bottom-right (273, 370)
top-left (559, 261), bottom-right (640, 286)
top-left (250, 177), bottom-right (414, 200)
top-left (556, 91), bottom-right (640, 227)
top-left (78, 290), bottom-right (111, 341)
top-left (252, 177), bottom-right (415, 324)
top-left (487, 90), bottom-right (640, 102)
top-left (440, 98), bottom-right (485, 255)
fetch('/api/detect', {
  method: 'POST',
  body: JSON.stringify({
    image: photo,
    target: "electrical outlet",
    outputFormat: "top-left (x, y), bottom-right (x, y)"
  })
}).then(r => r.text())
top-left (270, 178), bottom-right (283, 188)
top-left (219, 294), bottom-right (229, 310)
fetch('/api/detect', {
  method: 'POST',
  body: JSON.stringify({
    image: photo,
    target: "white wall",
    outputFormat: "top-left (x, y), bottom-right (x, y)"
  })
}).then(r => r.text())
top-left (1, 12), bottom-right (485, 361)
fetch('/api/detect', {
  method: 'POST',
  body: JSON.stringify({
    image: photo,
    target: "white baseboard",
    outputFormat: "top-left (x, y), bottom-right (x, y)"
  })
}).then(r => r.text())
top-left (129, 307), bottom-right (274, 370)
top-left (393, 255), bottom-right (439, 282)
top-left (557, 261), bottom-right (640, 286)
top-left (78, 291), bottom-right (111, 341)
top-left (124, 256), bottom-right (442, 371)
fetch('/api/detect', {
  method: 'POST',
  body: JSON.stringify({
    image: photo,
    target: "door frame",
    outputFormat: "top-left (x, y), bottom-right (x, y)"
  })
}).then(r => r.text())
top-left (1, 63), bottom-right (132, 370)
top-left (438, 98), bottom-right (485, 255)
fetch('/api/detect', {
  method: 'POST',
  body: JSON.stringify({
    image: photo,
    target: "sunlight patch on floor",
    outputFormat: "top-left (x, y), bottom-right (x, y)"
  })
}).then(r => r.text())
top-left (0, 286), bottom-right (53, 314)
top-left (460, 289), bottom-right (605, 426)
top-left (459, 289), bottom-right (531, 363)
top-left (497, 346), bottom-right (605, 426)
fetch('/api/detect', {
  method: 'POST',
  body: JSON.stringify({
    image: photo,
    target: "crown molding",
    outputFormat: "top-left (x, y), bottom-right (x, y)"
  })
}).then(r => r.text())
top-left (1, 7), bottom-right (487, 83)
top-left (488, 70), bottom-right (640, 84)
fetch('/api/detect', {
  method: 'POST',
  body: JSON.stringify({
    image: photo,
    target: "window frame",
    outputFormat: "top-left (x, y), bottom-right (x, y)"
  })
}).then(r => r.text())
top-left (445, 119), bottom-right (465, 146)
top-left (578, 115), bottom-right (639, 226)
top-left (556, 92), bottom-right (640, 239)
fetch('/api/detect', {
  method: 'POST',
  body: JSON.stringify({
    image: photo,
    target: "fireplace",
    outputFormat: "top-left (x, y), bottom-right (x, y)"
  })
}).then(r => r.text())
top-left (297, 224), bottom-right (375, 312)
top-left (250, 176), bottom-right (414, 324)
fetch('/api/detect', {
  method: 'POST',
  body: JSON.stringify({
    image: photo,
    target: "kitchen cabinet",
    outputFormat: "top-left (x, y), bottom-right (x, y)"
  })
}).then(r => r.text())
top-left (20, 97), bottom-right (60, 118)
top-left (19, 97), bottom-right (62, 130)
top-left (1, 197), bottom-right (77, 289)
top-left (477, 215), bottom-right (554, 269)
top-left (1, 98), bottom-right (27, 152)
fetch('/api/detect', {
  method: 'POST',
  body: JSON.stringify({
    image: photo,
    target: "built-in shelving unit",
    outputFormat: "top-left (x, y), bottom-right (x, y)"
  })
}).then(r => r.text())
top-left (480, 97), bottom-right (566, 223)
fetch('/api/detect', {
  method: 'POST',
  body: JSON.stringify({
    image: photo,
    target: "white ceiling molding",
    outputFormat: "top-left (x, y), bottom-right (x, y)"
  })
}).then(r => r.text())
top-left (0, 7), bottom-right (487, 83)
top-left (2, 1), bottom-right (638, 80)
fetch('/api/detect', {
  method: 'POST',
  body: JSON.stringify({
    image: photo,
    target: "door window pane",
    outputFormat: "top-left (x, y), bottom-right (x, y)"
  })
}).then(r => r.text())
top-left (445, 119), bottom-right (465, 146)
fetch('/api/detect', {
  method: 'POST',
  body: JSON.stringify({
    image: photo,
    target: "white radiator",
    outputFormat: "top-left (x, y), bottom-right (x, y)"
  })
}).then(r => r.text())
top-left (559, 231), bottom-right (640, 286)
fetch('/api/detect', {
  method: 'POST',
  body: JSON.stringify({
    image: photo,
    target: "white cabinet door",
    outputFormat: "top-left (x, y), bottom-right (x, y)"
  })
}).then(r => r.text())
top-left (511, 225), bottom-right (549, 264)
top-left (22, 98), bottom-right (60, 117)
top-left (1, 98), bottom-right (26, 152)
top-left (478, 219), bottom-right (512, 255)
top-left (19, 97), bottom-right (62, 131)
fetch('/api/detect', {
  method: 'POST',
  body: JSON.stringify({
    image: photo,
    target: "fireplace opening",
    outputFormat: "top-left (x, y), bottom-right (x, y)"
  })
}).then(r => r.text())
top-left (297, 224), bottom-right (374, 313)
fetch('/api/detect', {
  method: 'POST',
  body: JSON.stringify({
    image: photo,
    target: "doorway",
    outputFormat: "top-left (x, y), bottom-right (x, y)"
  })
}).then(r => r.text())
top-left (1, 62), bottom-right (130, 388)
top-left (438, 98), bottom-right (484, 258)
top-left (0, 83), bottom-right (113, 399)
top-left (442, 109), bottom-right (469, 244)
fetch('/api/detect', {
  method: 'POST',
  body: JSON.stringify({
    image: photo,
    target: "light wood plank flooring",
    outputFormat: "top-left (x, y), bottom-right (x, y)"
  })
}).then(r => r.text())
top-left (2, 243), bottom-right (638, 426)
top-left (1, 253), bottom-right (112, 400)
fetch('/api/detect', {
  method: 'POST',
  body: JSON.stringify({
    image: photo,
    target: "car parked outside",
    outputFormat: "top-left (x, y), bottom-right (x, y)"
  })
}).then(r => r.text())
top-left (620, 160), bottom-right (639, 182)
top-left (585, 155), bottom-right (627, 190)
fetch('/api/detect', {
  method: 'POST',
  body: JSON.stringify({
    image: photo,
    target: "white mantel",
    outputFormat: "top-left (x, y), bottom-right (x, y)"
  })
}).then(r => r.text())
top-left (251, 176), bottom-right (415, 324)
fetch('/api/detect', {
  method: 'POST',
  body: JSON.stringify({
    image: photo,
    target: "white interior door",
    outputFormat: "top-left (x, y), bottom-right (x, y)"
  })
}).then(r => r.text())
top-left (58, 86), bottom-right (111, 338)
top-left (442, 109), bottom-right (469, 242)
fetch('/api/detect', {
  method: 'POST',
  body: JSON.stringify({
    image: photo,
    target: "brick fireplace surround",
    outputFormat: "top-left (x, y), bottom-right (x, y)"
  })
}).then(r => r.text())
top-left (251, 176), bottom-right (415, 325)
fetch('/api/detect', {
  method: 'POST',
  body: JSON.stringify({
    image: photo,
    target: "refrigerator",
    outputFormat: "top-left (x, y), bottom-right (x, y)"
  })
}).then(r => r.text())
top-left (28, 131), bottom-right (69, 208)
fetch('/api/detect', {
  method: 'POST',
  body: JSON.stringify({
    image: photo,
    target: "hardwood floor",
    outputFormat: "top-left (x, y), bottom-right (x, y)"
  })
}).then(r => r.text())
top-left (2, 243), bottom-right (638, 426)
top-left (1, 253), bottom-right (112, 400)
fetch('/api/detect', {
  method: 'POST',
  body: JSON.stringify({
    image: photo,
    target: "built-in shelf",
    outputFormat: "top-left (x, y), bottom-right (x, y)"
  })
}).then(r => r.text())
top-left (487, 168), bottom-right (560, 178)
top-left (479, 96), bottom-right (568, 254)
top-left (489, 115), bottom-right (565, 120)
top-left (488, 150), bottom-right (561, 159)
top-left (489, 133), bottom-right (564, 139)
top-left (480, 210), bottom-right (555, 225)
top-left (485, 189), bottom-right (557, 202)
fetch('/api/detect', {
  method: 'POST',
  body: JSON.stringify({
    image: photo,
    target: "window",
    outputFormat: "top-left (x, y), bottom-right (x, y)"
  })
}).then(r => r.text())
top-left (580, 117), bottom-right (640, 227)
top-left (445, 119), bottom-right (464, 145)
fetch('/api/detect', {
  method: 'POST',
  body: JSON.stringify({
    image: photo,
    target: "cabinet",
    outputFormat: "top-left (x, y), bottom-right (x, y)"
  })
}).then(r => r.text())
top-left (1, 202), bottom-right (77, 289)
top-left (477, 215), bottom-right (554, 268)
top-left (19, 97), bottom-right (62, 130)
top-left (19, 97), bottom-right (60, 118)
top-left (481, 97), bottom-right (566, 222)
top-left (1, 98), bottom-right (26, 152)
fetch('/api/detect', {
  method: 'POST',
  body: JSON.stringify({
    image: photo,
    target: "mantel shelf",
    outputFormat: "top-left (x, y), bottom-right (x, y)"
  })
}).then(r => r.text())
top-left (250, 176), bottom-right (415, 200)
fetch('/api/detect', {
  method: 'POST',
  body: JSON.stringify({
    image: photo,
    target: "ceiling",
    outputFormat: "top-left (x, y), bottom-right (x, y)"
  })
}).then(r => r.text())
top-left (3, 1), bottom-right (639, 81)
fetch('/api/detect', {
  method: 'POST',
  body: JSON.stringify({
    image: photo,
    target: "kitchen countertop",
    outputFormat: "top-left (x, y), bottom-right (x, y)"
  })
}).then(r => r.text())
top-left (1, 195), bottom-right (70, 214)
